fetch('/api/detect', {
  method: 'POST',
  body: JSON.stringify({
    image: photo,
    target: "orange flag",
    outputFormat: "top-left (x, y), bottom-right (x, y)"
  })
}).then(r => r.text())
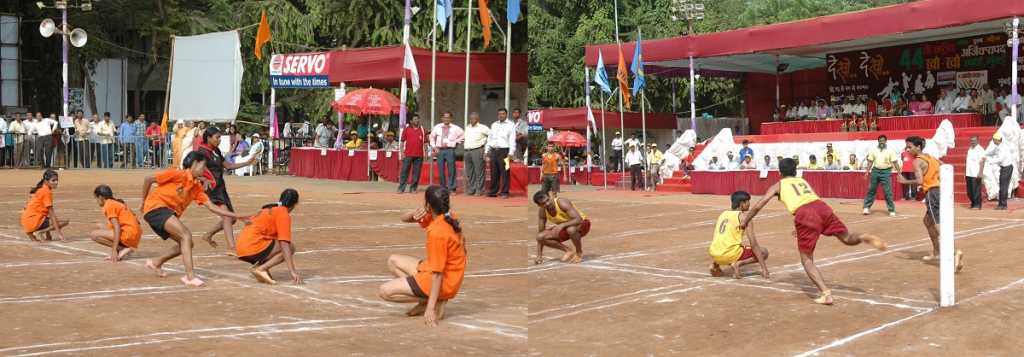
top-left (478, 0), bottom-right (492, 48)
top-left (160, 112), bottom-right (169, 135)
top-left (254, 9), bottom-right (272, 60)
top-left (616, 46), bottom-right (632, 109)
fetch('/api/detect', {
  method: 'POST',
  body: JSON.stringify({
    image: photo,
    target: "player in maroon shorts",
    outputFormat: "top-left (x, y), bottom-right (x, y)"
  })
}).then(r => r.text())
top-left (740, 158), bottom-right (887, 305)
top-left (534, 190), bottom-right (590, 264)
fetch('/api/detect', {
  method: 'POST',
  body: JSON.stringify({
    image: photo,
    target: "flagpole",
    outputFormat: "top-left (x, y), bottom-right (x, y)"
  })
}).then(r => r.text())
top-left (464, 0), bottom-right (471, 132)
top-left (601, 90), bottom-right (607, 190)
top-left (504, 12), bottom-right (512, 114)
top-left (400, 0), bottom-right (412, 183)
top-left (614, 0), bottom-right (625, 177)
top-left (585, 67), bottom-right (592, 186)
top-left (448, 10), bottom-right (454, 52)
top-left (641, 91), bottom-right (648, 191)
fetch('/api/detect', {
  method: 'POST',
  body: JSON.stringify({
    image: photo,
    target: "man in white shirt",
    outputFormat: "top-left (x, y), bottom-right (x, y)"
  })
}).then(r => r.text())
top-left (707, 156), bottom-right (724, 170)
top-left (965, 136), bottom-right (986, 209)
top-left (88, 114), bottom-right (101, 167)
top-left (97, 112), bottom-right (116, 168)
top-left (9, 114), bottom-right (26, 167)
top-left (761, 155), bottom-right (774, 170)
top-left (73, 111), bottom-right (91, 168)
top-left (26, 113), bottom-right (41, 166)
top-left (624, 144), bottom-right (644, 190)
top-left (36, 113), bottom-right (58, 168)
top-left (463, 112), bottom-right (490, 196)
top-left (951, 91), bottom-right (971, 113)
top-left (430, 112), bottom-right (465, 193)
top-left (725, 151), bottom-right (740, 170)
top-left (985, 131), bottom-right (1014, 209)
top-left (0, 115), bottom-right (7, 167)
top-left (610, 131), bottom-right (623, 172)
top-left (486, 108), bottom-right (516, 198)
top-left (624, 133), bottom-right (640, 153)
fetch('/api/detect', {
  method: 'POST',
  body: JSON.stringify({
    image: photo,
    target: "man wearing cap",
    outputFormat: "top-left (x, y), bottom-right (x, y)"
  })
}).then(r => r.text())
top-left (430, 112), bottom-right (464, 193)
top-left (646, 143), bottom-right (663, 190)
top-left (863, 134), bottom-right (900, 216)
top-left (610, 131), bottom-right (623, 172)
top-left (463, 112), bottom-right (490, 196)
top-left (381, 131), bottom-right (400, 151)
top-left (985, 131), bottom-right (1013, 210)
top-left (398, 114), bottom-right (426, 193)
top-left (344, 130), bottom-right (362, 149)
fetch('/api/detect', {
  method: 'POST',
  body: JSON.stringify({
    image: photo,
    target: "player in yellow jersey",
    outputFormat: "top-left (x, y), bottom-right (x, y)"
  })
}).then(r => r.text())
top-left (708, 191), bottom-right (769, 279)
top-left (741, 158), bottom-right (887, 305)
top-left (534, 190), bottom-right (590, 264)
top-left (896, 136), bottom-right (964, 271)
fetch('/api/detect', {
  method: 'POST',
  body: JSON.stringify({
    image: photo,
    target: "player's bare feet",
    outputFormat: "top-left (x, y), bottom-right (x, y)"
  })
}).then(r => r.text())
top-left (200, 234), bottom-right (218, 248)
top-left (117, 248), bottom-right (133, 260)
top-left (730, 262), bottom-right (741, 279)
top-left (145, 259), bottom-right (167, 277)
top-left (955, 250), bottom-right (964, 273)
top-left (250, 268), bottom-right (276, 285)
top-left (224, 251), bottom-right (237, 257)
top-left (27, 233), bottom-right (41, 242)
top-left (560, 250), bottom-right (576, 262)
top-left (859, 234), bottom-right (887, 251)
top-left (921, 254), bottom-right (937, 262)
top-left (181, 276), bottom-right (205, 287)
top-left (534, 257), bottom-right (544, 265)
top-left (813, 290), bottom-right (833, 305)
top-left (406, 301), bottom-right (428, 316)
top-left (709, 263), bottom-right (724, 277)
top-left (569, 254), bottom-right (583, 264)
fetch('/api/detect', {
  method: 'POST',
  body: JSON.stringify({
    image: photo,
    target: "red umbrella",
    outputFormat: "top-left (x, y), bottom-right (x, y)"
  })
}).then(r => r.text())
top-left (331, 88), bottom-right (402, 116)
top-left (548, 130), bottom-right (588, 148)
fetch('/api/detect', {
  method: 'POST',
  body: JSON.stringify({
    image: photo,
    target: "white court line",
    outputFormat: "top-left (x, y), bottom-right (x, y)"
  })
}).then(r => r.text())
top-left (0, 259), bottom-right (105, 268)
top-left (959, 277), bottom-right (1024, 305)
top-left (792, 309), bottom-right (935, 357)
top-left (296, 239), bottom-right (526, 255)
top-left (2, 318), bottom-right (388, 357)
top-left (530, 285), bottom-right (708, 324)
top-left (528, 282), bottom-right (692, 317)
top-left (6, 287), bottom-right (238, 304)
top-left (309, 267), bottom-right (532, 284)
top-left (0, 285), bottom-right (178, 301)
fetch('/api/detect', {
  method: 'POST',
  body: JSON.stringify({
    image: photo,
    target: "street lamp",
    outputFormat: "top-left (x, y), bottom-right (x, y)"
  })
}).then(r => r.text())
top-left (37, 0), bottom-right (90, 126)
top-left (670, 0), bottom-right (704, 134)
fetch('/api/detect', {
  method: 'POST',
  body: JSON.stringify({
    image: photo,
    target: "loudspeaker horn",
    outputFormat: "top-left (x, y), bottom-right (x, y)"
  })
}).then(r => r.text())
top-left (70, 28), bottom-right (88, 47)
top-left (39, 18), bottom-right (56, 38)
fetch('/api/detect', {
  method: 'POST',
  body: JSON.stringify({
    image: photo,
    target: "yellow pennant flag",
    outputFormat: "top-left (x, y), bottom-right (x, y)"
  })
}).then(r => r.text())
top-left (254, 9), bottom-right (272, 60)
top-left (478, 0), bottom-right (492, 48)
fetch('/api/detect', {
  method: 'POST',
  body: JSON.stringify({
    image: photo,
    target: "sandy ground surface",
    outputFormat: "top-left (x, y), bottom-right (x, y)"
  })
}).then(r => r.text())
top-left (0, 169), bottom-right (527, 356)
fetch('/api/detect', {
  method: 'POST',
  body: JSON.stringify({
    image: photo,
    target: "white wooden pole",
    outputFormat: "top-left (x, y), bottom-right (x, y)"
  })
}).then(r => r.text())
top-left (939, 164), bottom-right (955, 307)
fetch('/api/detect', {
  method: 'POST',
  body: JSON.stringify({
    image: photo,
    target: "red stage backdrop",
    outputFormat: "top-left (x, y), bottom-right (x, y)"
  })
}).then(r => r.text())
top-left (826, 32), bottom-right (1016, 102)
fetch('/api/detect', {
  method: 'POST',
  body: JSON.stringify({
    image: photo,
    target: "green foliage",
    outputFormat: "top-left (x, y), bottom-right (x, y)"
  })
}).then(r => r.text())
top-left (529, 0), bottom-right (908, 116)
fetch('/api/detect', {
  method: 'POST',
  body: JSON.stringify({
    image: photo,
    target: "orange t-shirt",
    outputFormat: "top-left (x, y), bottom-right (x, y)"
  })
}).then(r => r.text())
top-left (414, 213), bottom-right (467, 300)
top-left (103, 199), bottom-right (142, 249)
top-left (20, 185), bottom-right (52, 233)
top-left (542, 153), bottom-right (561, 175)
top-left (142, 169), bottom-right (210, 216)
top-left (920, 155), bottom-right (941, 192)
top-left (235, 206), bottom-right (292, 257)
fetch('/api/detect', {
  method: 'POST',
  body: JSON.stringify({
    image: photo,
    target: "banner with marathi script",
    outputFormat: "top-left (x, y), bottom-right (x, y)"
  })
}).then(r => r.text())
top-left (826, 33), bottom-right (1021, 102)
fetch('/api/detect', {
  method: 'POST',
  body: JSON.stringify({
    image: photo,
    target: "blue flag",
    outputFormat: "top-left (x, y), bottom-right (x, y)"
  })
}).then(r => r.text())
top-left (436, 0), bottom-right (452, 32)
top-left (508, 0), bottom-right (521, 23)
top-left (631, 31), bottom-right (645, 96)
top-left (594, 50), bottom-right (611, 94)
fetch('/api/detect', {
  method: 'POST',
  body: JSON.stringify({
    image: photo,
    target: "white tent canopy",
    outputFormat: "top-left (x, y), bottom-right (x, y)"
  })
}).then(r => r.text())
top-left (167, 31), bottom-right (244, 123)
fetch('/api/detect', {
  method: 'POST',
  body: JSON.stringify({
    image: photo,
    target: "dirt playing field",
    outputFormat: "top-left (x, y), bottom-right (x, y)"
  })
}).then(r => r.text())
top-left (527, 186), bottom-right (1024, 356)
top-left (0, 169), bottom-right (527, 356)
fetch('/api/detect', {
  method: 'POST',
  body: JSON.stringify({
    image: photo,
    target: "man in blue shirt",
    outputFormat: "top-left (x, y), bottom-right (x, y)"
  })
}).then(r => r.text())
top-left (118, 115), bottom-right (136, 168)
top-left (134, 113), bottom-right (148, 167)
top-left (738, 140), bottom-right (754, 163)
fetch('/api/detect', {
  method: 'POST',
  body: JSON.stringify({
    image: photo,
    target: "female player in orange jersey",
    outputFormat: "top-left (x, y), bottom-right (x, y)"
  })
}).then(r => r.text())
top-left (89, 185), bottom-right (141, 262)
top-left (20, 169), bottom-right (69, 242)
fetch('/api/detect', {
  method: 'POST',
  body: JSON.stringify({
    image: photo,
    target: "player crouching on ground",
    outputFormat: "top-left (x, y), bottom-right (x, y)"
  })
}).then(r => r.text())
top-left (709, 191), bottom-right (769, 279)
top-left (533, 190), bottom-right (590, 264)
top-left (235, 189), bottom-right (303, 285)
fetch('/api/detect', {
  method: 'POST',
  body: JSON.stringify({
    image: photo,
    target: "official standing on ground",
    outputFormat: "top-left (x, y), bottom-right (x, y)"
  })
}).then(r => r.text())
top-left (862, 135), bottom-right (900, 217)
top-left (965, 136), bottom-right (985, 209)
top-left (487, 108), bottom-right (516, 198)
top-left (985, 131), bottom-right (1013, 210)
top-left (463, 112), bottom-right (490, 196)
top-left (430, 112), bottom-right (464, 193)
top-left (398, 115), bottom-right (426, 193)
top-left (513, 109), bottom-right (528, 161)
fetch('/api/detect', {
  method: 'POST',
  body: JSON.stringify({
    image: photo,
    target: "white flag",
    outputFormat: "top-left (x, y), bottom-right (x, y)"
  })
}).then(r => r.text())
top-left (404, 44), bottom-right (420, 92)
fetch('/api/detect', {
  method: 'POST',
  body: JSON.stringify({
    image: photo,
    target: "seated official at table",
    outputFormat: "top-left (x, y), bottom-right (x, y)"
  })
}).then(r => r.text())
top-left (344, 131), bottom-right (363, 150)
top-left (708, 156), bottom-right (725, 171)
top-left (801, 155), bottom-right (822, 170)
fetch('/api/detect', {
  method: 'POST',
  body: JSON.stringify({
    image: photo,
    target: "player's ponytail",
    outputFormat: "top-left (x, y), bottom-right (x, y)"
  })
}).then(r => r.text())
top-left (93, 184), bottom-right (126, 204)
top-left (262, 188), bottom-right (299, 210)
top-left (30, 169), bottom-right (58, 194)
top-left (425, 185), bottom-right (461, 234)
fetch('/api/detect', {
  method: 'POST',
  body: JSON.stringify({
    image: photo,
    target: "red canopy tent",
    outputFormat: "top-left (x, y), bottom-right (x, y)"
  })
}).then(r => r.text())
top-left (582, 0), bottom-right (1024, 133)
top-left (533, 108), bottom-right (676, 130)
top-left (327, 45), bottom-right (528, 88)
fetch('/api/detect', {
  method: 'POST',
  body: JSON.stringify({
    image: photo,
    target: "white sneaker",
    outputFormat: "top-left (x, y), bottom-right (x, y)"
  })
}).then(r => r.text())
top-left (889, 211), bottom-right (896, 217)
top-left (862, 208), bottom-right (870, 215)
